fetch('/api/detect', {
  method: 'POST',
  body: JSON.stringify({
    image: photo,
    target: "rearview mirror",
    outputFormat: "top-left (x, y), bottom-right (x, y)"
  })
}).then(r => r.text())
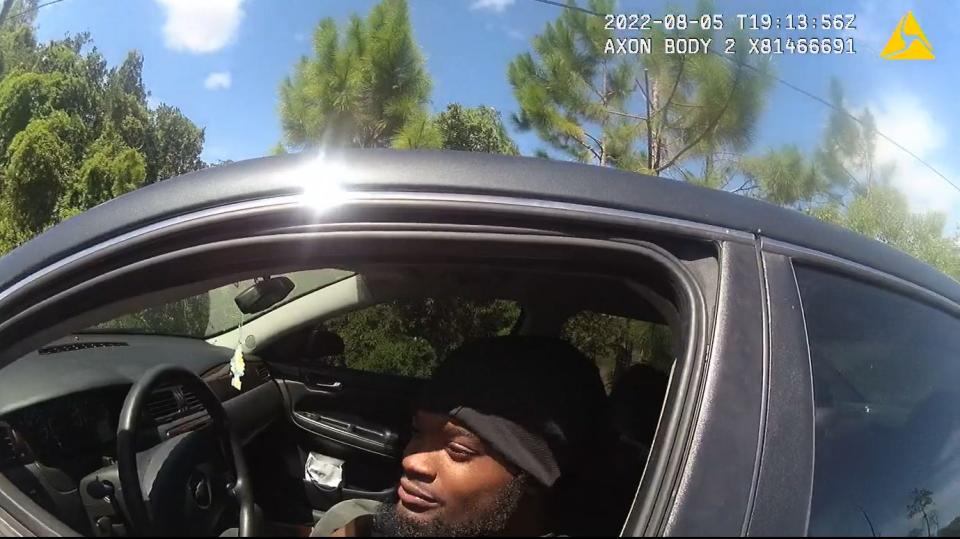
top-left (234, 276), bottom-right (295, 314)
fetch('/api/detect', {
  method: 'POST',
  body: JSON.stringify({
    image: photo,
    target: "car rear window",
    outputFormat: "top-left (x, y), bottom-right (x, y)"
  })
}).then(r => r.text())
top-left (561, 311), bottom-right (673, 393)
top-left (322, 298), bottom-right (521, 379)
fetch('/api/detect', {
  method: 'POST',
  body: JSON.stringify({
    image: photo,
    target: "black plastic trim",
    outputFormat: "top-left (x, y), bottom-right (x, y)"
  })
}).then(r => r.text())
top-left (660, 241), bottom-right (765, 536)
top-left (745, 253), bottom-right (816, 535)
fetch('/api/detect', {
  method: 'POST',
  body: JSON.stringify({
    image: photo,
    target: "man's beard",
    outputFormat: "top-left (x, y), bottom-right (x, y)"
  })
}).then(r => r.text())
top-left (372, 475), bottom-right (529, 537)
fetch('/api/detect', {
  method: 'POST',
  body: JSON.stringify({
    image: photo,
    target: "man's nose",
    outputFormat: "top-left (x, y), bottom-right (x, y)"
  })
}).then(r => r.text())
top-left (401, 440), bottom-right (438, 482)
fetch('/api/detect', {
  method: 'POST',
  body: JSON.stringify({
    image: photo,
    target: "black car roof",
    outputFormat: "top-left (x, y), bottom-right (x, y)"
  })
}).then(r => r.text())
top-left (1, 149), bottom-right (957, 305)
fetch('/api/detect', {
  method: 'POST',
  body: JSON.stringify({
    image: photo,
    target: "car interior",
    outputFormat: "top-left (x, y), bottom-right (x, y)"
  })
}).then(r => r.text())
top-left (0, 256), bottom-right (692, 537)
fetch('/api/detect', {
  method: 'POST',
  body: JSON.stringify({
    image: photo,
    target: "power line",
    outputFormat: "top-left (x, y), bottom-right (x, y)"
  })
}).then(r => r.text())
top-left (717, 51), bottom-right (960, 195)
top-left (3, 0), bottom-right (67, 24)
top-left (528, 0), bottom-right (598, 16)
top-left (528, 0), bottom-right (960, 195)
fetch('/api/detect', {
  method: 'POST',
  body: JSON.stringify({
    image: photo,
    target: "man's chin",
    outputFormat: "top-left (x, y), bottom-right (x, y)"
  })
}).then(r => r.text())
top-left (396, 501), bottom-right (441, 521)
top-left (375, 502), bottom-right (444, 537)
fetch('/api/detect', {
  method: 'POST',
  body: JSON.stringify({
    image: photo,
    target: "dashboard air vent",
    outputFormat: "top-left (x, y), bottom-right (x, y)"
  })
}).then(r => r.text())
top-left (145, 389), bottom-right (180, 422)
top-left (181, 388), bottom-right (204, 415)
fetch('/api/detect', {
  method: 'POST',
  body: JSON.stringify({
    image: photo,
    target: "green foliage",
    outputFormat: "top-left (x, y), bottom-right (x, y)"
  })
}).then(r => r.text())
top-left (390, 104), bottom-right (521, 154)
top-left (815, 79), bottom-right (890, 192)
top-left (145, 104), bottom-right (204, 183)
top-left (63, 130), bottom-right (147, 216)
top-left (391, 110), bottom-right (442, 150)
top-left (508, 0), bottom-right (624, 165)
top-left (0, 17), bottom-right (209, 331)
top-left (0, 70), bottom-right (95, 150)
top-left (2, 112), bottom-right (75, 234)
top-left (435, 104), bottom-right (518, 155)
top-left (278, 0), bottom-right (431, 150)
top-left (509, 0), bottom-right (771, 179)
top-left (325, 299), bottom-right (520, 379)
top-left (811, 185), bottom-right (960, 280)
top-left (0, 29), bottom-right (205, 256)
top-left (0, 0), bottom-right (38, 79)
top-left (731, 78), bottom-right (960, 281)
top-left (741, 145), bottom-right (825, 206)
top-left (324, 297), bottom-right (672, 389)
top-left (561, 311), bottom-right (673, 391)
top-left (93, 295), bottom-right (212, 337)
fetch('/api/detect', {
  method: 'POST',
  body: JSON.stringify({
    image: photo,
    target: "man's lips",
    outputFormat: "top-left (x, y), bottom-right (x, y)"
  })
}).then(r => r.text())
top-left (397, 478), bottom-right (441, 511)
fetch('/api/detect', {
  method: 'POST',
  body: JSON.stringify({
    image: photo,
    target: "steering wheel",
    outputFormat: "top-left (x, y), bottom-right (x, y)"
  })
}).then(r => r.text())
top-left (116, 365), bottom-right (256, 536)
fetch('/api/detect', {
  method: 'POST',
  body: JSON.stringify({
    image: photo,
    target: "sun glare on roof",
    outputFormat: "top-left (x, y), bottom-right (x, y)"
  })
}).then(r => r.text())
top-left (297, 151), bottom-right (351, 212)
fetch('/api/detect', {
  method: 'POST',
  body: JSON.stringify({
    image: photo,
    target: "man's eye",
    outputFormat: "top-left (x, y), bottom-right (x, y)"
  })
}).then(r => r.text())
top-left (445, 444), bottom-right (475, 460)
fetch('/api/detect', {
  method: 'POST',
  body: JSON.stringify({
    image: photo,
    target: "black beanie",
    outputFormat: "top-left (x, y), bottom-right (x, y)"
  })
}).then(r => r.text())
top-left (419, 336), bottom-right (611, 488)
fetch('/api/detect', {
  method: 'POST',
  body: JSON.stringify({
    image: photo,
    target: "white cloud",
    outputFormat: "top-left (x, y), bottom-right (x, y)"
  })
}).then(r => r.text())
top-left (203, 71), bottom-right (232, 90)
top-left (155, 0), bottom-right (244, 54)
top-left (871, 92), bottom-right (960, 215)
top-left (484, 21), bottom-right (525, 41)
top-left (471, 0), bottom-right (515, 13)
top-left (504, 26), bottom-right (525, 41)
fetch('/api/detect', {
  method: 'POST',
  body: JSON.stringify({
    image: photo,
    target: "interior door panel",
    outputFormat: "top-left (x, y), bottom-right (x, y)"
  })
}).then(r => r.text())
top-left (269, 362), bottom-right (423, 512)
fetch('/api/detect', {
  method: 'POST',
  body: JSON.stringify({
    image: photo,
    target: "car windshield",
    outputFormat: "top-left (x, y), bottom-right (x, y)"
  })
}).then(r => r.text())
top-left (0, 1), bottom-right (955, 284)
top-left (82, 269), bottom-right (354, 339)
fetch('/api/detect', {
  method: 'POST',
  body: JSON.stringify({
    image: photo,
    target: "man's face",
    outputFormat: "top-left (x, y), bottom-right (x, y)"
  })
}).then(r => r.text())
top-left (375, 411), bottom-right (528, 536)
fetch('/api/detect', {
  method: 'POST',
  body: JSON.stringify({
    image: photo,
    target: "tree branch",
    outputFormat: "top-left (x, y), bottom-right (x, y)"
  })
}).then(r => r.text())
top-left (670, 101), bottom-right (707, 109)
top-left (571, 133), bottom-right (602, 163)
top-left (584, 80), bottom-right (605, 103)
top-left (644, 70), bottom-right (653, 172)
top-left (656, 65), bottom-right (744, 174)
top-left (653, 55), bottom-right (685, 118)
top-left (604, 108), bottom-right (647, 121)
top-left (635, 77), bottom-right (649, 103)
top-left (583, 130), bottom-right (602, 147)
top-left (732, 178), bottom-right (757, 194)
top-left (600, 60), bottom-right (608, 166)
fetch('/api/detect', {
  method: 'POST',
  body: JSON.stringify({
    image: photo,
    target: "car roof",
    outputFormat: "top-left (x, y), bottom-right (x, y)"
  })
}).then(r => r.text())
top-left (1, 149), bottom-right (957, 306)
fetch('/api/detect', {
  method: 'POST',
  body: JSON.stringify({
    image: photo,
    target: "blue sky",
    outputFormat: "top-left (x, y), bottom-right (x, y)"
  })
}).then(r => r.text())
top-left (32, 0), bottom-right (960, 225)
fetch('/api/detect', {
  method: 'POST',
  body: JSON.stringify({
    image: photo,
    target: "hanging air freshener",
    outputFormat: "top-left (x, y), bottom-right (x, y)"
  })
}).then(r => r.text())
top-left (230, 317), bottom-right (246, 391)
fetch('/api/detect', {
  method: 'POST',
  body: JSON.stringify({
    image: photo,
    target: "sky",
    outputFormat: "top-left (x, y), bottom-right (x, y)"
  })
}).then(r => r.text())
top-left (31, 0), bottom-right (960, 226)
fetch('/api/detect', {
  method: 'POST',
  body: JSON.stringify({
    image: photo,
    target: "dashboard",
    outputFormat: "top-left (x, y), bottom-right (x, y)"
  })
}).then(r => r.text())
top-left (0, 334), bottom-right (282, 536)
top-left (2, 387), bottom-right (126, 465)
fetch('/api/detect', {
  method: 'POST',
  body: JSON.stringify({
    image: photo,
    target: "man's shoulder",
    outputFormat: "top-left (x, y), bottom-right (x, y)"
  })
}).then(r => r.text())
top-left (311, 499), bottom-right (383, 537)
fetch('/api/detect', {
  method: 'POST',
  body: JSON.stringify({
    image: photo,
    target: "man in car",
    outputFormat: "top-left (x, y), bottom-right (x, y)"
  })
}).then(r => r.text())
top-left (314, 335), bottom-right (613, 537)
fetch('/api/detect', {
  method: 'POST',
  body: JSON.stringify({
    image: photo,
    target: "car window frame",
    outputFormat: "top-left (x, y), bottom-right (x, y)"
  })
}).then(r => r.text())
top-left (0, 192), bottom-right (725, 536)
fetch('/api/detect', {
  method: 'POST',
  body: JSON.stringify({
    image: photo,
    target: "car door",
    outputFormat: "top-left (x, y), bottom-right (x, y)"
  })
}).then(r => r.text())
top-left (257, 296), bottom-right (523, 518)
top-left (270, 359), bottom-right (421, 511)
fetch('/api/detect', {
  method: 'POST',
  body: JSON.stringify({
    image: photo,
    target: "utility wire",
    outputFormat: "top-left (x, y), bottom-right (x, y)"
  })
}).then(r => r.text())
top-left (528, 0), bottom-right (960, 194)
top-left (3, 0), bottom-right (67, 24)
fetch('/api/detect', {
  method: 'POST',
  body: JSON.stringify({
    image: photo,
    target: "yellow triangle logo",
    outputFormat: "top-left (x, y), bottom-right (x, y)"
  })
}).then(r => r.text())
top-left (881, 11), bottom-right (934, 60)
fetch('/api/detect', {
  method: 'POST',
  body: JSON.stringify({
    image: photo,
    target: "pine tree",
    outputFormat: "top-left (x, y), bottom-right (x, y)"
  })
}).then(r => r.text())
top-left (277, 0), bottom-right (431, 150)
top-left (509, 0), bottom-right (771, 181)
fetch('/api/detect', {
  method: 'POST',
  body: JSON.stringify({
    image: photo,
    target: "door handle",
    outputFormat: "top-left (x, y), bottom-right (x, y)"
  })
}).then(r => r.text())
top-left (302, 372), bottom-right (343, 391)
